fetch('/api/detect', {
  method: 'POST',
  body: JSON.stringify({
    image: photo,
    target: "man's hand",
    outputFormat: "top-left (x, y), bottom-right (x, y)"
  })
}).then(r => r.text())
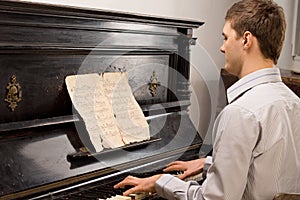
top-left (113, 174), bottom-right (162, 196)
top-left (163, 158), bottom-right (205, 180)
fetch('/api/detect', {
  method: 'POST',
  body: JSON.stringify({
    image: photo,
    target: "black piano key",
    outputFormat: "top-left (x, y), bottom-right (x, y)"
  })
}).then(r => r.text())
top-left (81, 191), bottom-right (103, 199)
top-left (80, 189), bottom-right (109, 198)
top-left (87, 188), bottom-right (114, 199)
top-left (67, 193), bottom-right (92, 200)
top-left (114, 188), bottom-right (124, 195)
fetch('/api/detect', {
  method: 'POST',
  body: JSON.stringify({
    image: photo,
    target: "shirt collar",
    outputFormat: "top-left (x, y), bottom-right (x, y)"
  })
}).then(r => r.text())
top-left (227, 68), bottom-right (282, 103)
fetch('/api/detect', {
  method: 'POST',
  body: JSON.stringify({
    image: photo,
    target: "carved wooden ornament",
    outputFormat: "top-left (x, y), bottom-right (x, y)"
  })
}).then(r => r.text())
top-left (149, 71), bottom-right (160, 97)
top-left (5, 75), bottom-right (22, 111)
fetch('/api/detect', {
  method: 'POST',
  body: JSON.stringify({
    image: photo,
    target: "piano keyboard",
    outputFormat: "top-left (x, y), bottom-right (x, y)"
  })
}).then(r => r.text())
top-left (183, 172), bottom-right (203, 182)
top-left (97, 172), bottom-right (204, 200)
top-left (99, 192), bottom-right (150, 200)
top-left (41, 171), bottom-right (203, 200)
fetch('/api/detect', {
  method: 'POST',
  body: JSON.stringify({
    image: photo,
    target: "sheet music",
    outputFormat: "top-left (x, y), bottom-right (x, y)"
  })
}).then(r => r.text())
top-left (65, 72), bottom-right (150, 152)
top-left (102, 73), bottom-right (150, 144)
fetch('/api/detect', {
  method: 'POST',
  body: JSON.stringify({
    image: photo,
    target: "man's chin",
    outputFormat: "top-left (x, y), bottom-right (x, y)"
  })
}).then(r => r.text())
top-left (224, 65), bottom-right (232, 73)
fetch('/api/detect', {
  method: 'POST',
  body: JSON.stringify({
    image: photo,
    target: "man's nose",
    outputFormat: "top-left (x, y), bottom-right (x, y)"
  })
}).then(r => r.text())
top-left (220, 46), bottom-right (225, 54)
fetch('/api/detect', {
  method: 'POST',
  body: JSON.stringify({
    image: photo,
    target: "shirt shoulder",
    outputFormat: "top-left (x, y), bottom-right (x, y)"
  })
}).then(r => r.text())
top-left (231, 82), bottom-right (300, 113)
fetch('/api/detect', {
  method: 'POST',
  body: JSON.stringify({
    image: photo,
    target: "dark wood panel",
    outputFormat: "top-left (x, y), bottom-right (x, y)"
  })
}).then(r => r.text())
top-left (0, 10), bottom-right (179, 35)
top-left (0, 54), bottom-right (171, 123)
top-left (0, 25), bottom-right (178, 50)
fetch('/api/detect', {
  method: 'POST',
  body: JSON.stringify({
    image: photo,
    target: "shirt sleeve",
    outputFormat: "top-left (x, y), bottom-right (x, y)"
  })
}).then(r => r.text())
top-left (155, 174), bottom-right (204, 200)
top-left (202, 104), bottom-right (260, 200)
top-left (154, 105), bottom-right (259, 200)
top-left (205, 156), bottom-right (212, 165)
top-left (202, 156), bottom-right (212, 180)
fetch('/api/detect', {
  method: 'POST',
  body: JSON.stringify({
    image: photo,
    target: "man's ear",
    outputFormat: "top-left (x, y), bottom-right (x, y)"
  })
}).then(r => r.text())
top-left (242, 31), bottom-right (252, 48)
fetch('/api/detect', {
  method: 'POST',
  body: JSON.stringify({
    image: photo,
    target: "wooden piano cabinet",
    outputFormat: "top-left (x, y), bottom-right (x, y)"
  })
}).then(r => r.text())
top-left (0, 1), bottom-right (204, 199)
top-left (280, 69), bottom-right (300, 98)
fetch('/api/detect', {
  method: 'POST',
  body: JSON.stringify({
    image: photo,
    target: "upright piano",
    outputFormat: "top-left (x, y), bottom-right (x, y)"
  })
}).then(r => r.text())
top-left (0, 1), bottom-right (204, 199)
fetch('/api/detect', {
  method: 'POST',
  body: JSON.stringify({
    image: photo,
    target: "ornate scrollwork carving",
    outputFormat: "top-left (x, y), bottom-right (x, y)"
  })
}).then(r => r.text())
top-left (148, 71), bottom-right (160, 97)
top-left (4, 75), bottom-right (22, 111)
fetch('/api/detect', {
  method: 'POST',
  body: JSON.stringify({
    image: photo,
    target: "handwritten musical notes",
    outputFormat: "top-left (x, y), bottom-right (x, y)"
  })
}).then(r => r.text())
top-left (65, 72), bottom-right (150, 152)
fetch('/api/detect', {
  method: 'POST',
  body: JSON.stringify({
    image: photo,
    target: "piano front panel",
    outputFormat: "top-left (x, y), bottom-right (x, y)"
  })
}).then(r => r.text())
top-left (0, 53), bottom-right (171, 123)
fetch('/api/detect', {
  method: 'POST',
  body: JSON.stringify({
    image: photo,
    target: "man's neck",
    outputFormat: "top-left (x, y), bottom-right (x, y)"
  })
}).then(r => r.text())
top-left (239, 57), bottom-right (274, 79)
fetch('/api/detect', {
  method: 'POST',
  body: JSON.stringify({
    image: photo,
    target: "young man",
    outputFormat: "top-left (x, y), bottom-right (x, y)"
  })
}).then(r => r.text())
top-left (114, 0), bottom-right (300, 199)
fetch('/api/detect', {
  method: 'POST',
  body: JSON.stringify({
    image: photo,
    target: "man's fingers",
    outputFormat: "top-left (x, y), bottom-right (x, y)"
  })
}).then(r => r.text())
top-left (114, 176), bottom-right (138, 189)
top-left (166, 161), bottom-right (184, 167)
top-left (164, 164), bottom-right (186, 172)
top-left (123, 186), bottom-right (142, 196)
top-left (114, 175), bottom-right (159, 197)
top-left (178, 170), bottom-right (194, 180)
top-left (114, 181), bottom-right (125, 189)
top-left (177, 173), bottom-right (188, 180)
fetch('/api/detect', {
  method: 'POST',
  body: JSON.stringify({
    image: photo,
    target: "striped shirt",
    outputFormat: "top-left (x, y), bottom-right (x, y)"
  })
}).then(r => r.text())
top-left (155, 68), bottom-right (300, 200)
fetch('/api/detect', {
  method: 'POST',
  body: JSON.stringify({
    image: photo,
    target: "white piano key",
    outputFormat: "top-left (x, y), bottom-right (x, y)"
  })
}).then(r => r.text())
top-left (129, 192), bottom-right (149, 200)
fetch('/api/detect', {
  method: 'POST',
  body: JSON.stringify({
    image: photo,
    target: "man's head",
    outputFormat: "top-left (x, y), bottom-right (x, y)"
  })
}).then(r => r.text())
top-left (220, 0), bottom-right (286, 77)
